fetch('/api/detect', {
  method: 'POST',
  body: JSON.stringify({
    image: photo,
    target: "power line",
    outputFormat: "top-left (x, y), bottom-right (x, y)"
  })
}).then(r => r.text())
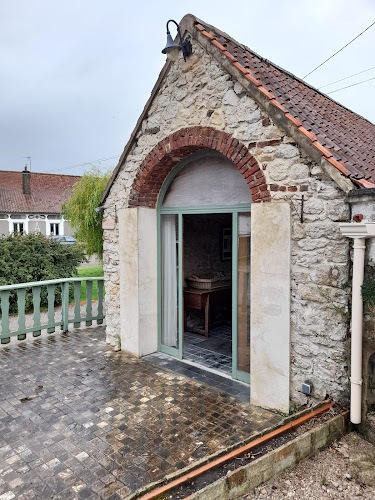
top-left (304, 21), bottom-right (375, 79)
top-left (41, 155), bottom-right (120, 174)
top-left (318, 65), bottom-right (375, 89)
top-left (326, 76), bottom-right (375, 94)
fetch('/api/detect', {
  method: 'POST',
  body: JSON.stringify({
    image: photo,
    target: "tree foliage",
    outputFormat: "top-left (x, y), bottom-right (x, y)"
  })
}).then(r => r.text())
top-left (0, 232), bottom-right (86, 312)
top-left (62, 167), bottom-right (111, 259)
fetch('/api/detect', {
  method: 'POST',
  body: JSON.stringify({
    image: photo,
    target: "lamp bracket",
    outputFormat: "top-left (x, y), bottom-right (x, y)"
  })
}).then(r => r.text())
top-left (284, 194), bottom-right (304, 223)
top-left (165, 19), bottom-right (192, 61)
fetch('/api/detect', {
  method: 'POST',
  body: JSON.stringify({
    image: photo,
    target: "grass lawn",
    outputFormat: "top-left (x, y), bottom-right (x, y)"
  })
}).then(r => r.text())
top-left (77, 265), bottom-right (104, 301)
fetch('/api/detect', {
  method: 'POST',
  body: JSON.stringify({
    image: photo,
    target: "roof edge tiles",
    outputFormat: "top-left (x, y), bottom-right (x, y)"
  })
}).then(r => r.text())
top-left (193, 17), bottom-right (375, 188)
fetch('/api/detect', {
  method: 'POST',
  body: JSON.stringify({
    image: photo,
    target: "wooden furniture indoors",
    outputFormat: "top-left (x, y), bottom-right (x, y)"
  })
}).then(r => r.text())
top-left (184, 285), bottom-right (231, 337)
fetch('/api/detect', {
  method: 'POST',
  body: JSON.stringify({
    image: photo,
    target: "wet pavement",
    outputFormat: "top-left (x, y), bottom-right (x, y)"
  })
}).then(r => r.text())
top-left (0, 327), bottom-right (282, 499)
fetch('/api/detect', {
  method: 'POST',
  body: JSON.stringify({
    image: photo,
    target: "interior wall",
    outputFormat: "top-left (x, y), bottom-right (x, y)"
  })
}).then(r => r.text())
top-left (183, 213), bottom-right (232, 282)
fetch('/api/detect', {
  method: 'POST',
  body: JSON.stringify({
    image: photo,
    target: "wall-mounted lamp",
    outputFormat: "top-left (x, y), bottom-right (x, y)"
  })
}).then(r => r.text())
top-left (162, 19), bottom-right (192, 62)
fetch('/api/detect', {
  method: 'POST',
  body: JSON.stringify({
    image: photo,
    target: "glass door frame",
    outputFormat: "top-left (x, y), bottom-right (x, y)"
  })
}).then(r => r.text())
top-left (157, 206), bottom-right (251, 383)
top-left (156, 150), bottom-right (251, 381)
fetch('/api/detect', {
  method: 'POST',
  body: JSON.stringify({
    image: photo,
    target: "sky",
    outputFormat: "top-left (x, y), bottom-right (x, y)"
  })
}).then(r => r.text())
top-left (1, 0), bottom-right (374, 176)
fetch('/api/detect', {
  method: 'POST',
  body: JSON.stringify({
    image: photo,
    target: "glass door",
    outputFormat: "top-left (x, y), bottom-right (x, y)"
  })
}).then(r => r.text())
top-left (158, 209), bottom-right (251, 381)
top-left (158, 213), bottom-right (183, 358)
top-left (232, 212), bottom-right (251, 383)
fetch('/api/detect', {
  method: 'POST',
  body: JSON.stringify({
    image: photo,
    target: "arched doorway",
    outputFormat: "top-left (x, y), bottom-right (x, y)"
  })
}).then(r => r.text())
top-left (157, 150), bottom-right (252, 382)
top-left (119, 127), bottom-right (290, 411)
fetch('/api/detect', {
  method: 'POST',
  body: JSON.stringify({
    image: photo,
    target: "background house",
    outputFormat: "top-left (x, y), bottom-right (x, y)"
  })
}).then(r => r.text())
top-left (0, 167), bottom-right (80, 237)
top-left (99, 14), bottom-right (375, 424)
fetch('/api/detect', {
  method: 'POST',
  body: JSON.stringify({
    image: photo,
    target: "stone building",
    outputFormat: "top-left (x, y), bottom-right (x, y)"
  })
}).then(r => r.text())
top-left (99, 15), bottom-right (375, 418)
top-left (0, 168), bottom-right (79, 237)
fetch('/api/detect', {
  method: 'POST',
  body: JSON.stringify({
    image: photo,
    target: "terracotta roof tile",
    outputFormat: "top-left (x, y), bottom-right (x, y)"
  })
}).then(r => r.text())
top-left (196, 19), bottom-right (375, 186)
top-left (0, 171), bottom-right (80, 213)
top-left (100, 14), bottom-right (375, 205)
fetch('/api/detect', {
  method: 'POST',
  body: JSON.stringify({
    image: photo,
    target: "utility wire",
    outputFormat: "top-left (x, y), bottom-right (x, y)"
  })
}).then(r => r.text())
top-left (326, 76), bottom-right (375, 94)
top-left (304, 21), bottom-right (375, 79)
top-left (318, 65), bottom-right (375, 89)
top-left (41, 155), bottom-right (119, 174)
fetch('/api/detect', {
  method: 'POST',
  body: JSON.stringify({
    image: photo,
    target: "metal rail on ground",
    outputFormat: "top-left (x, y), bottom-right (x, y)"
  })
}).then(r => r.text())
top-left (136, 403), bottom-right (336, 500)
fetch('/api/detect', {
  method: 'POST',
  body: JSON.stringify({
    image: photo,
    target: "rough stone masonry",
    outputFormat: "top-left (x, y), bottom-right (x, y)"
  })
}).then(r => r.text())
top-left (102, 38), bottom-right (351, 406)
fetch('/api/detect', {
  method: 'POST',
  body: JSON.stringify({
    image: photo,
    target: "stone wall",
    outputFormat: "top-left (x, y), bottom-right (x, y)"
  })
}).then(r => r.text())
top-left (349, 191), bottom-right (375, 442)
top-left (103, 38), bottom-right (351, 405)
top-left (347, 190), bottom-right (375, 263)
top-left (362, 317), bottom-right (375, 444)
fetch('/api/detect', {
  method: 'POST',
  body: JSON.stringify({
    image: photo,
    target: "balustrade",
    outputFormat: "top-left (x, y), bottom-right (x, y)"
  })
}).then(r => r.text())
top-left (0, 277), bottom-right (105, 343)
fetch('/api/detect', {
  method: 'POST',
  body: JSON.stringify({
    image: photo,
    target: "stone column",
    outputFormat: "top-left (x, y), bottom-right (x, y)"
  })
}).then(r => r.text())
top-left (118, 207), bottom-right (158, 356)
top-left (250, 202), bottom-right (291, 413)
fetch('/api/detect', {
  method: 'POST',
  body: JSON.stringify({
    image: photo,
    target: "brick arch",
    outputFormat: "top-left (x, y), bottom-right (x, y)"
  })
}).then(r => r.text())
top-left (129, 126), bottom-right (270, 207)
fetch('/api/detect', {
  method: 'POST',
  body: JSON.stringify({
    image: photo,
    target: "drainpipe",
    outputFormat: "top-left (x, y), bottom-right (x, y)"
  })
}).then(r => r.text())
top-left (339, 221), bottom-right (375, 424)
top-left (350, 237), bottom-right (365, 424)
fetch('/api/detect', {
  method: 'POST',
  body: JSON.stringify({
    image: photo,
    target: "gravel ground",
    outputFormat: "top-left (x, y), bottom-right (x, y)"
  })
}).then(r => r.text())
top-left (244, 432), bottom-right (375, 499)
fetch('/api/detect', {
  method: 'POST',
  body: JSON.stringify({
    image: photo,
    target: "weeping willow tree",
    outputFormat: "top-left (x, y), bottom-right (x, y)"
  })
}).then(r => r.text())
top-left (62, 167), bottom-right (111, 260)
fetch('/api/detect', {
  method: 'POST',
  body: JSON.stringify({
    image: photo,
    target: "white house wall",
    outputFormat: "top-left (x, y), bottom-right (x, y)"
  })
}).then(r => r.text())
top-left (0, 214), bottom-right (73, 237)
top-left (103, 38), bottom-right (350, 406)
top-left (0, 220), bottom-right (8, 236)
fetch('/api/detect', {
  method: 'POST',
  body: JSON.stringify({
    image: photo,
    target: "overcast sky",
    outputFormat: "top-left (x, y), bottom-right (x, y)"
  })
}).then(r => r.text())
top-left (1, 0), bottom-right (374, 176)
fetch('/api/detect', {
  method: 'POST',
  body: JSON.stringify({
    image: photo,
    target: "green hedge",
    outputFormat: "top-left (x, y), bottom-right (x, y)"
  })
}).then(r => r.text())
top-left (0, 233), bottom-right (86, 312)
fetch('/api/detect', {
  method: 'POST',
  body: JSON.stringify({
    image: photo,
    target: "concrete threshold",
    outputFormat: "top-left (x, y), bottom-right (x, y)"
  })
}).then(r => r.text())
top-left (130, 402), bottom-right (348, 500)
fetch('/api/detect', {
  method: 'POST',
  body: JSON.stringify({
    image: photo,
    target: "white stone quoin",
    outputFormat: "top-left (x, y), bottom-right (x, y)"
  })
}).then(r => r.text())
top-left (251, 202), bottom-right (291, 413)
top-left (118, 207), bottom-right (157, 356)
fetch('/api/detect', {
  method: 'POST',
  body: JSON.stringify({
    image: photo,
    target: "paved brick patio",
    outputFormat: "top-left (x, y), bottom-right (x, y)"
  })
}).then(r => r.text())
top-left (0, 327), bottom-right (282, 499)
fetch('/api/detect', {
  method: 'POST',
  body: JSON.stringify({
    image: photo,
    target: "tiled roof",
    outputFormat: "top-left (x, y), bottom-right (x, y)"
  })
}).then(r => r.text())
top-left (194, 18), bottom-right (375, 187)
top-left (0, 171), bottom-right (80, 213)
top-left (101, 14), bottom-right (375, 205)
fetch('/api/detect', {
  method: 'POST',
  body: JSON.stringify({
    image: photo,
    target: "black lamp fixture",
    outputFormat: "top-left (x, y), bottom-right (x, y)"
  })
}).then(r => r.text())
top-left (162, 19), bottom-right (192, 62)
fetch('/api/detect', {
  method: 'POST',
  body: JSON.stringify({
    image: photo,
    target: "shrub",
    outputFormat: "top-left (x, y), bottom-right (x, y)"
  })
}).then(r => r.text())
top-left (0, 233), bottom-right (86, 312)
top-left (62, 167), bottom-right (111, 260)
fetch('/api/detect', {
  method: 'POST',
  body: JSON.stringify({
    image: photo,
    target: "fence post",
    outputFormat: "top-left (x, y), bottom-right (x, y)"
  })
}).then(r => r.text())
top-left (32, 286), bottom-right (41, 337)
top-left (97, 279), bottom-right (104, 325)
top-left (0, 291), bottom-right (10, 344)
top-left (17, 289), bottom-right (27, 340)
top-left (85, 280), bottom-right (93, 326)
top-left (61, 282), bottom-right (69, 332)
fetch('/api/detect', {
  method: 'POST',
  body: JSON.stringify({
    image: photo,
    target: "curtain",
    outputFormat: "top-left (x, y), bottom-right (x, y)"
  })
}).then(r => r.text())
top-left (161, 215), bottom-right (178, 347)
top-left (162, 155), bottom-right (252, 208)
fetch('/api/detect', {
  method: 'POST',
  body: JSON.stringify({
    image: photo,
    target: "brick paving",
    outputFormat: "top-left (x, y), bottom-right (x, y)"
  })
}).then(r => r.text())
top-left (0, 327), bottom-right (282, 499)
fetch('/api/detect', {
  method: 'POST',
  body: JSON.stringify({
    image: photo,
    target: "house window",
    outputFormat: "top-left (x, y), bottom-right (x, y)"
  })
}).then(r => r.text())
top-left (50, 223), bottom-right (60, 236)
top-left (13, 223), bottom-right (24, 234)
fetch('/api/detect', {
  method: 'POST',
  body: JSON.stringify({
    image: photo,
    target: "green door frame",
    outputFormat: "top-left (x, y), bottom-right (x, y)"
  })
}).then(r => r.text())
top-left (157, 151), bottom-right (251, 383)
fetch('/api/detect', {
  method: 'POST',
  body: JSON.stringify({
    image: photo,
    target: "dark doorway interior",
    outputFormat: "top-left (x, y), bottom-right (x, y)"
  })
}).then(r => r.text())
top-left (183, 213), bottom-right (232, 375)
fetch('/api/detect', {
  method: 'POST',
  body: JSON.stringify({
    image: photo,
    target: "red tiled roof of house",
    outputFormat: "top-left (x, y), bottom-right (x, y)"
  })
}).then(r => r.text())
top-left (194, 18), bottom-right (375, 187)
top-left (0, 171), bottom-right (80, 213)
